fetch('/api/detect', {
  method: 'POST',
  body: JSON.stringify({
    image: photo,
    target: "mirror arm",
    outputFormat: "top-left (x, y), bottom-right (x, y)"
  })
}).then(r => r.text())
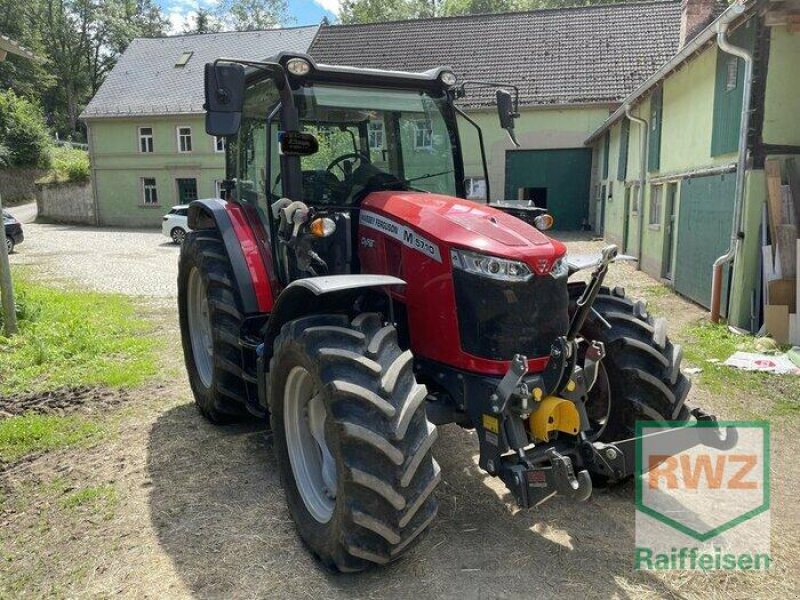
top-left (453, 104), bottom-right (491, 203)
top-left (456, 80), bottom-right (520, 114)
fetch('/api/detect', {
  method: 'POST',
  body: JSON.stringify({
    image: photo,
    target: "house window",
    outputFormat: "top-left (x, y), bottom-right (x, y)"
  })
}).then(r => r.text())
top-left (139, 127), bottom-right (154, 153)
top-left (214, 136), bottom-right (225, 153)
top-left (368, 121), bottom-right (384, 150)
top-left (177, 127), bottom-right (193, 153)
top-left (465, 177), bottom-right (487, 201)
top-left (142, 177), bottom-right (158, 206)
top-left (726, 58), bottom-right (739, 92)
top-left (648, 87), bottom-right (663, 172)
top-left (413, 119), bottom-right (433, 150)
top-left (618, 119), bottom-right (630, 180)
top-left (649, 184), bottom-right (663, 226)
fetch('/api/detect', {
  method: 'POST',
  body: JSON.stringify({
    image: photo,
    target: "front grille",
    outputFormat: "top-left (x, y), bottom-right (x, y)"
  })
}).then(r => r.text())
top-left (453, 270), bottom-right (569, 361)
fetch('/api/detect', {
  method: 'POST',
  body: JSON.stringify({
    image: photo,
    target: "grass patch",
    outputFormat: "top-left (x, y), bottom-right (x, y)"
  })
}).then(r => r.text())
top-left (59, 484), bottom-right (117, 519)
top-left (682, 322), bottom-right (800, 417)
top-left (0, 271), bottom-right (158, 395)
top-left (0, 414), bottom-right (104, 462)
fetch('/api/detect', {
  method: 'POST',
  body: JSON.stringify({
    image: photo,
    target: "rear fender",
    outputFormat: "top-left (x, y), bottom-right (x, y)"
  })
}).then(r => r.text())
top-left (188, 199), bottom-right (274, 314)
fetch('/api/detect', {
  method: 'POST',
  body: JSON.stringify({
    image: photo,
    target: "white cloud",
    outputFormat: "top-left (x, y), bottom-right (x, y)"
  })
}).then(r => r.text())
top-left (313, 0), bottom-right (341, 15)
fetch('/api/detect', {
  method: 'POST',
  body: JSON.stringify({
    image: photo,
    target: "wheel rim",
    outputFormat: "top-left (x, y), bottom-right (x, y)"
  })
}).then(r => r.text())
top-left (172, 229), bottom-right (185, 244)
top-left (187, 267), bottom-right (214, 388)
top-left (584, 362), bottom-right (612, 440)
top-left (284, 366), bottom-right (337, 523)
top-left (5, 238), bottom-right (11, 253)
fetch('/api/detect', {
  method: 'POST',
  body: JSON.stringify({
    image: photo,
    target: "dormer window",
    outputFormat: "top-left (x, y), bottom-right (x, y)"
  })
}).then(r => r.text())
top-left (175, 51), bottom-right (193, 67)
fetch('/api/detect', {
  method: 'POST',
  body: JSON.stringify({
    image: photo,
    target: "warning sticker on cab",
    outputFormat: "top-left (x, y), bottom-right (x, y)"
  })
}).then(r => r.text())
top-left (359, 210), bottom-right (442, 263)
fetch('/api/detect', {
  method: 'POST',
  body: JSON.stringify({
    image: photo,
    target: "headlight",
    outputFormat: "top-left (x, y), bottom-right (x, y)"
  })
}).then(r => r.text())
top-left (450, 248), bottom-right (532, 282)
top-left (286, 58), bottom-right (311, 76)
top-left (549, 257), bottom-right (568, 278)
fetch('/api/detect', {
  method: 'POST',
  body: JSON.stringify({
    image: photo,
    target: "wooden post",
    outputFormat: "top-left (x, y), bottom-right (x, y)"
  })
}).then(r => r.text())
top-left (0, 192), bottom-right (18, 335)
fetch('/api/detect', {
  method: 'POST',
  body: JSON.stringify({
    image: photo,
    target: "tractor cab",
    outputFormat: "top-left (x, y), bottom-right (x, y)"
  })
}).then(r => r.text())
top-left (205, 53), bottom-right (519, 283)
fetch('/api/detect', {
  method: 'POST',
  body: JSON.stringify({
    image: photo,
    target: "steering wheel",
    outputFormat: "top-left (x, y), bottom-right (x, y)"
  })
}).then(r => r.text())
top-left (326, 152), bottom-right (369, 179)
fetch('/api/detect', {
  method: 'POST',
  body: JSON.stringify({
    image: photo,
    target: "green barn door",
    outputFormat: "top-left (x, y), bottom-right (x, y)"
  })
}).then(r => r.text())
top-left (504, 148), bottom-right (592, 231)
top-left (673, 174), bottom-right (736, 311)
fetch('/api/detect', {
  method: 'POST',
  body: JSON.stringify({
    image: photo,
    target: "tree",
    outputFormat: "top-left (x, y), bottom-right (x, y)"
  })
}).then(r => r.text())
top-left (5, 0), bottom-right (169, 140)
top-left (215, 0), bottom-right (291, 31)
top-left (189, 7), bottom-right (220, 33)
top-left (0, 90), bottom-right (52, 168)
top-left (339, 0), bottom-right (441, 24)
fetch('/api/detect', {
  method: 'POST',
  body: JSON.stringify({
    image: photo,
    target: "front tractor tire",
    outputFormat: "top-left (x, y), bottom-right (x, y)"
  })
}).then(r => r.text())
top-left (270, 313), bottom-right (440, 572)
top-left (178, 230), bottom-right (249, 423)
top-left (577, 285), bottom-right (691, 450)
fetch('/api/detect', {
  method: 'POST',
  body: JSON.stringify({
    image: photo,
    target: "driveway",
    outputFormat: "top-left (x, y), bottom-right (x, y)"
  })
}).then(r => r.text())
top-left (7, 203), bottom-right (179, 301)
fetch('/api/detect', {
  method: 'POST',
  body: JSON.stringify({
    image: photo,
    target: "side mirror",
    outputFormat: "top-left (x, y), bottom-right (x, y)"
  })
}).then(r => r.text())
top-left (496, 89), bottom-right (520, 147)
top-left (280, 131), bottom-right (319, 156)
top-left (204, 62), bottom-right (245, 136)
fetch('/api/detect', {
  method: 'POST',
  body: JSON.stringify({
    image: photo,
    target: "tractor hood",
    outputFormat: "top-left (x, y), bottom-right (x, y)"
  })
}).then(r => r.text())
top-left (361, 192), bottom-right (566, 273)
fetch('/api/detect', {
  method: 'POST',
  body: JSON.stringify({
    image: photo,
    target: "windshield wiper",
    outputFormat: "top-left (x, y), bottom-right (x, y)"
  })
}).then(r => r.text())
top-left (405, 169), bottom-right (454, 183)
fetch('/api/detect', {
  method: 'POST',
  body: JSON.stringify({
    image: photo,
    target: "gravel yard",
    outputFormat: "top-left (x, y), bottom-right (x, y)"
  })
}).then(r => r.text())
top-left (7, 204), bottom-right (179, 302)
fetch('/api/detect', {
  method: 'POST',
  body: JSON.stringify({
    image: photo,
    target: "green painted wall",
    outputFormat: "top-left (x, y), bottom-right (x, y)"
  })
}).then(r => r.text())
top-left (87, 115), bottom-right (225, 227)
top-left (88, 105), bottom-right (612, 228)
top-left (457, 105), bottom-right (613, 205)
top-left (589, 24), bottom-right (799, 330)
top-left (762, 26), bottom-right (800, 145)
top-left (660, 47), bottom-right (736, 173)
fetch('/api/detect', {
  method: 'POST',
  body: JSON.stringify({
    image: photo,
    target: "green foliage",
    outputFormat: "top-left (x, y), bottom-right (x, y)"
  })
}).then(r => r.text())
top-left (215, 0), bottom-right (291, 31)
top-left (340, 0), bottom-right (647, 23)
top-left (0, 272), bottom-right (158, 395)
top-left (0, 414), bottom-right (104, 462)
top-left (0, 90), bottom-right (52, 168)
top-left (0, 0), bottom-right (169, 140)
top-left (41, 146), bottom-right (91, 183)
top-left (0, 144), bottom-right (10, 167)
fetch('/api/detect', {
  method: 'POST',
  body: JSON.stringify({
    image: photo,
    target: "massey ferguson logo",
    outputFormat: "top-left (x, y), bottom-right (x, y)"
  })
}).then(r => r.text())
top-left (359, 211), bottom-right (442, 263)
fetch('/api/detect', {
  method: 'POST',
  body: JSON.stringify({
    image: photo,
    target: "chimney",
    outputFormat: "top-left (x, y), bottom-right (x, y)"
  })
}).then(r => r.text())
top-left (679, 0), bottom-right (719, 48)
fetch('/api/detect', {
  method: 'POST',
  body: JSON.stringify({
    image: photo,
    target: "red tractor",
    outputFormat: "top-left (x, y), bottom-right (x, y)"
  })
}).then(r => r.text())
top-left (179, 53), bottom-right (707, 571)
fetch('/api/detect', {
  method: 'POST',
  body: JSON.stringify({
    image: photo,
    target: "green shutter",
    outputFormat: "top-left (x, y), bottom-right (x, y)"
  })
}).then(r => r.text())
top-left (602, 132), bottom-right (610, 179)
top-left (711, 20), bottom-right (755, 156)
top-left (648, 87), bottom-right (662, 172)
top-left (618, 119), bottom-right (630, 180)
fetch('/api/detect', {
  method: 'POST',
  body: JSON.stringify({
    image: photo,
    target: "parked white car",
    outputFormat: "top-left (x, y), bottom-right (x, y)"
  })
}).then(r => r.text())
top-left (162, 205), bottom-right (190, 244)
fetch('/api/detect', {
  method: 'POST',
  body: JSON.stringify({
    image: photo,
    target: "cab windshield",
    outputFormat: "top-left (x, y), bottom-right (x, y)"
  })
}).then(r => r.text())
top-left (292, 84), bottom-right (458, 205)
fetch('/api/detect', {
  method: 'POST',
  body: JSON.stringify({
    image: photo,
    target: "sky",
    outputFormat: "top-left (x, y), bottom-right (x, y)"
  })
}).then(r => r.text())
top-left (156, 1), bottom-right (341, 34)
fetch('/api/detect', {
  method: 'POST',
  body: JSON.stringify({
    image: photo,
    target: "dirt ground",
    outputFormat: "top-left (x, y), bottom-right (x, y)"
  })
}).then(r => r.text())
top-left (1, 222), bottom-right (798, 599)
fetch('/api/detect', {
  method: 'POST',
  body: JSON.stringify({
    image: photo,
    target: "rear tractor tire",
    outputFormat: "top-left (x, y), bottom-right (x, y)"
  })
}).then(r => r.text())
top-left (576, 285), bottom-right (691, 459)
top-left (178, 230), bottom-right (250, 423)
top-left (269, 313), bottom-right (440, 571)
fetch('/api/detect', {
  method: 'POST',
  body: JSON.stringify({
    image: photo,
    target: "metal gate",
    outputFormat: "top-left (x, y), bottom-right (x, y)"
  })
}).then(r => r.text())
top-left (673, 173), bottom-right (736, 311)
top-left (504, 149), bottom-right (592, 231)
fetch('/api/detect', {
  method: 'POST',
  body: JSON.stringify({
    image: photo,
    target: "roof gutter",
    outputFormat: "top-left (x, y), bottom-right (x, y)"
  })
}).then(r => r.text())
top-left (585, 1), bottom-right (750, 145)
top-left (710, 17), bottom-right (755, 324)
top-left (625, 104), bottom-right (648, 269)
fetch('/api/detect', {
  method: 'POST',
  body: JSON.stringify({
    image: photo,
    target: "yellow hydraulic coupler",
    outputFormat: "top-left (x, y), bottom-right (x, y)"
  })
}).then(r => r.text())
top-left (528, 393), bottom-right (580, 443)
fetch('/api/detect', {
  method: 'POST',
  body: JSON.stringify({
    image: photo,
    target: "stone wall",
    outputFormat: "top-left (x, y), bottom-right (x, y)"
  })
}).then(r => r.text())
top-left (0, 168), bottom-right (47, 204)
top-left (35, 180), bottom-right (95, 225)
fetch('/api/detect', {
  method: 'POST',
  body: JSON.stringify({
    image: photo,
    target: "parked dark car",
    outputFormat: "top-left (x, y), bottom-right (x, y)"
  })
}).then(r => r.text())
top-left (3, 210), bottom-right (24, 254)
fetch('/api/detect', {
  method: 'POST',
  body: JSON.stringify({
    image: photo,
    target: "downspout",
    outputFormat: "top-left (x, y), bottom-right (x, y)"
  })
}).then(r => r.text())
top-left (710, 17), bottom-right (754, 323)
top-left (625, 105), bottom-right (648, 270)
